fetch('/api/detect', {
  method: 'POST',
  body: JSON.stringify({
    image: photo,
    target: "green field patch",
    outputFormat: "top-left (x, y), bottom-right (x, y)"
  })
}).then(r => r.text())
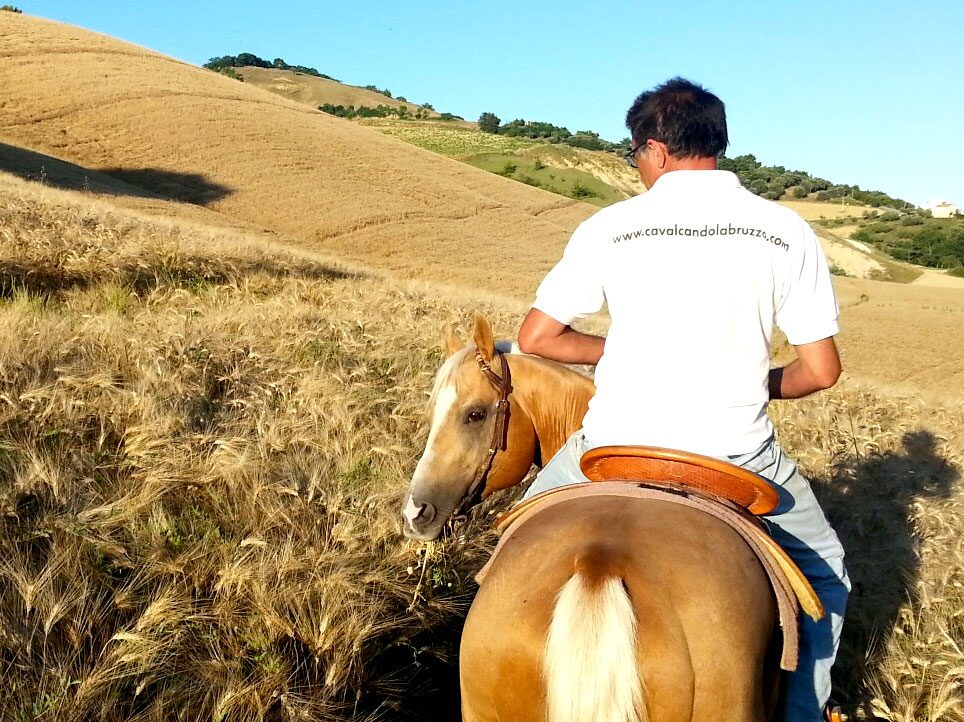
top-left (465, 153), bottom-right (622, 207)
top-left (360, 120), bottom-right (539, 157)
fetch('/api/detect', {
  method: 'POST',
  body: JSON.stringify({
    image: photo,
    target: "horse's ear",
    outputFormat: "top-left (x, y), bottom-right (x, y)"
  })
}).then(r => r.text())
top-left (443, 324), bottom-right (463, 357)
top-left (472, 313), bottom-right (495, 362)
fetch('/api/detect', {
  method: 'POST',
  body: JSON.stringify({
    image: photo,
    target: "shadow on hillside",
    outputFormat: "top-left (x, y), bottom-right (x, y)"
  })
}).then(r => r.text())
top-left (0, 144), bottom-right (233, 205)
top-left (99, 168), bottom-right (233, 205)
top-left (0, 255), bottom-right (356, 303)
top-left (0, 143), bottom-right (158, 199)
top-left (810, 430), bottom-right (959, 702)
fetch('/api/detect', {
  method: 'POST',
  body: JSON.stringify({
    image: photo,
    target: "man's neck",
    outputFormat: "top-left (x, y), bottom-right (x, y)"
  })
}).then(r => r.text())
top-left (665, 156), bottom-right (718, 173)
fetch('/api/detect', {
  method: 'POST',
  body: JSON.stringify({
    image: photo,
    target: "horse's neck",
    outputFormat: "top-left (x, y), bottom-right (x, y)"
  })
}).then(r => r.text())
top-left (510, 355), bottom-right (595, 464)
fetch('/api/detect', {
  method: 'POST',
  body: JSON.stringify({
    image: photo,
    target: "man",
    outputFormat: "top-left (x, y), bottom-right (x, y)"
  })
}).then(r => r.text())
top-left (517, 77), bottom-right (849, 722)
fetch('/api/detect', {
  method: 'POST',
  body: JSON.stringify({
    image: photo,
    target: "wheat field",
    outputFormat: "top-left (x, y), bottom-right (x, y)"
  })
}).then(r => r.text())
top-left (2, 11), bottom-right (964, 721)
top-left (3, 165), bottom-right (964, 721)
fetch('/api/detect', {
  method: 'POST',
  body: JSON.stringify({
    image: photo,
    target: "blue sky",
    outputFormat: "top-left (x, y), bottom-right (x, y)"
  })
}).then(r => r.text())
top-left (27, 1), bottom-right (964, 206)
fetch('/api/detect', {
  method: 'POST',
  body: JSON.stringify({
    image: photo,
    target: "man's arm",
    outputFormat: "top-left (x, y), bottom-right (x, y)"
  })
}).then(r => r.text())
top-left (518, 308), bottom-right (605, 365)
top-left (769, 336), bottom-right (842, 400)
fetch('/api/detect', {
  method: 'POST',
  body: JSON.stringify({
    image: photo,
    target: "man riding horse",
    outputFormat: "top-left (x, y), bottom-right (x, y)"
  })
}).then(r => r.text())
top-left (516, 77), bottom-right (849, 722)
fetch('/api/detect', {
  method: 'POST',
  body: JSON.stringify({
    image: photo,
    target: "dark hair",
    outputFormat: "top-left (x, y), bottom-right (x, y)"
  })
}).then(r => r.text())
top-left (625, 77), bottom-right (728, 158)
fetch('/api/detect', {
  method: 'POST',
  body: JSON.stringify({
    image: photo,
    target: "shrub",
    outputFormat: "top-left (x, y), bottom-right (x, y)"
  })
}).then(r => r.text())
top-left (570, 182), bottom-right (600, 200)
top-left (499, 162), bottom-right (517, 176)
top-left (949, 267), bottom-right (964, 278)
top-left (532, 158), bottom-right (546, 171)
top-left (1, 4), bottom-right (22, 11)
top-left (901, 215), bottom-right (925, 226)
top-left (750, 179), bottom-right (768, 196)
top-left (879, 210), bottom-right (900, 221)
top-left (564, 133), bottom-right (605, 151)
top-left (478, 113), bottom-right (501, 134)
top-left (791, 186), bottom-right (809, 199)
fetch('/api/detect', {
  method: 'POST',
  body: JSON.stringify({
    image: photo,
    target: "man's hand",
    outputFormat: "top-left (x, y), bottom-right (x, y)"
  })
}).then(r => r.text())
top-left (769, 337), bottom-right (842, 400)
top-left (518, 308), bottom-right (605, 365)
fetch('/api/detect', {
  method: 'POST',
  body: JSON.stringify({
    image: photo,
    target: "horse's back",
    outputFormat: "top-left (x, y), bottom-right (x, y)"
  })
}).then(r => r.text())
top-left (461, 496), bottom-right (776, 722)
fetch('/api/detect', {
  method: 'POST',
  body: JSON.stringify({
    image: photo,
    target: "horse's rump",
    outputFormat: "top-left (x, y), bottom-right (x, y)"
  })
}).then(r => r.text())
top-left (482, 481), bottom-right (816, 671)
top-left (460, 496), bottom-right (776, 722)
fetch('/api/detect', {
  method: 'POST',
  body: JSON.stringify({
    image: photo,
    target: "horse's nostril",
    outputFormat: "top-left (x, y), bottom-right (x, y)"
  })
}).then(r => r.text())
top-left (402, 497), bottom-right (437, 530)
top-left (415, 502), bottom-right (437, 525)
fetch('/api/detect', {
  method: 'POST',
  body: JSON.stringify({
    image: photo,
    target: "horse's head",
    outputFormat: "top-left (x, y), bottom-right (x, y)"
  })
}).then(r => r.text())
top-left (401, 315), bottom-right (537, 541)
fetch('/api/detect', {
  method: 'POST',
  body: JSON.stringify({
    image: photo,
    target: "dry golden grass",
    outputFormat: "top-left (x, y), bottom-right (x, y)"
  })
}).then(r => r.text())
top-left (2, 168), bottom-right (964, 721)
top-left (236, 66), bottom-right (440, 117)
top-left (0, 177), bottom-right (520, 720)
top-left (779, 200), bottom-right (870, 222)
top-left (832, 278), bottom-right (964, 403)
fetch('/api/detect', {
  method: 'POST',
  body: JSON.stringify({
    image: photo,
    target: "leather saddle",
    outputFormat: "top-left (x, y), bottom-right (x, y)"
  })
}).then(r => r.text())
top-left (579, 445), bottom-right (780, 515)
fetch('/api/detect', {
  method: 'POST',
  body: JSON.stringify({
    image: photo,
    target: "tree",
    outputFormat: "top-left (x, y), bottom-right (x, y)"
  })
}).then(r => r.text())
top-left (235, 52), bottom-right (271, 68)
top-left (478, 112), bottom-right (501, 134)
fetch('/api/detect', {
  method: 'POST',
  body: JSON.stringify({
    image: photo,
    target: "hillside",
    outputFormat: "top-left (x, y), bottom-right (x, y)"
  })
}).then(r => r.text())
top-left (234, 65), bottom-right (441, 118)
top-left (232, 66), bottom-right (640, 207)
top-left (0, 12), bottom-right (594, 298)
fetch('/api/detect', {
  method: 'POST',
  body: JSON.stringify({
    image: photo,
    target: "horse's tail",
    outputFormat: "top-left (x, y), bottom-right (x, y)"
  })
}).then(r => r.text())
top-left (544, 548), bottom-right (646, 722)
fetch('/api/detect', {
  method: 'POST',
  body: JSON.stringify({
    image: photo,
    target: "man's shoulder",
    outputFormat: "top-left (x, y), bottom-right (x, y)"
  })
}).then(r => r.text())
top-left (576, 194), bottom-right (652, 235)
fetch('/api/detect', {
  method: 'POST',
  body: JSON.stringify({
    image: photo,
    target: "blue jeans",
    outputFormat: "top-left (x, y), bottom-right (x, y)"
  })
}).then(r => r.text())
top-left (522, 432), bottom-right (850, 722)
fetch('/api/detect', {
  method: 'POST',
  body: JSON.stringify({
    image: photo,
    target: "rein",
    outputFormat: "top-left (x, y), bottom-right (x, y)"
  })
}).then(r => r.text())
top-left (453, 350), bottom-right (513, 519)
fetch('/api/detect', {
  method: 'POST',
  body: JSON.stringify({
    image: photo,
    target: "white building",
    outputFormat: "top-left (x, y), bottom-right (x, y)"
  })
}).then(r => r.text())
top-left (924, 199), bottom-right (959, 219)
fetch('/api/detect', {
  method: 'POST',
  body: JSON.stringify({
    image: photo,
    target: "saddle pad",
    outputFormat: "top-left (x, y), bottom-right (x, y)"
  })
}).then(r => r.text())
top-left (479, 482), bottom-right (825, 672)
top-left (580, 445), bottom-right (780, 515)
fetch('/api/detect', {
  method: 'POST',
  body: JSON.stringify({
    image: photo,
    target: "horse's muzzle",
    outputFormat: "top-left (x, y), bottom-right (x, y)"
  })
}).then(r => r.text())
top-left (402, 497), bottom-right (439, 540)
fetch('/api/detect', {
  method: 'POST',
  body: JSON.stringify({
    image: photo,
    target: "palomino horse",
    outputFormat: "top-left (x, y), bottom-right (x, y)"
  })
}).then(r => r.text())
top-left (401, 315), bottom-right (779, 722)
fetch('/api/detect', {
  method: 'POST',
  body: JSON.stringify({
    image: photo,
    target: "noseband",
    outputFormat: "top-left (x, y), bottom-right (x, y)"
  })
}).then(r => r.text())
top-left (453, 350), bottom-right (513, 519)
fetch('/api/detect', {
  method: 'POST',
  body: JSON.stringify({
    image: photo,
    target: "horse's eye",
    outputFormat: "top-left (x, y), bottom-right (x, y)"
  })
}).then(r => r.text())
top-left (465, 408), bottom-right (487, 424)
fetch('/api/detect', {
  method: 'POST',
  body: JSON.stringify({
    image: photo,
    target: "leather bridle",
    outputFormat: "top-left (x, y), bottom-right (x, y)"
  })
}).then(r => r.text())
top-left (452, 350), bottom-right (513, 520)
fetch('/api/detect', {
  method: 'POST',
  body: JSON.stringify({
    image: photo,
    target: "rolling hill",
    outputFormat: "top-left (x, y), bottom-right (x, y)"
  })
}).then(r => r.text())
top-left (0, 12), bottom-right (593, 297)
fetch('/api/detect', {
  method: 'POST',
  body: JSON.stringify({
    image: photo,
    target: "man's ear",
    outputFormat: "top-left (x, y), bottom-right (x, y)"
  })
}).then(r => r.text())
top-left (472, 313), bottom-right (495, 362)
top-left (443, 324), bottom-right (463, 356)
top-left (653, 140), bottom-right (669, 169)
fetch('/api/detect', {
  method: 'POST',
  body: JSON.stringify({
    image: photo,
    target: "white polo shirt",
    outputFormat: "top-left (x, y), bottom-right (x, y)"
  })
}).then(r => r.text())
top-left (533, 170), bottom-right (839, 456)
